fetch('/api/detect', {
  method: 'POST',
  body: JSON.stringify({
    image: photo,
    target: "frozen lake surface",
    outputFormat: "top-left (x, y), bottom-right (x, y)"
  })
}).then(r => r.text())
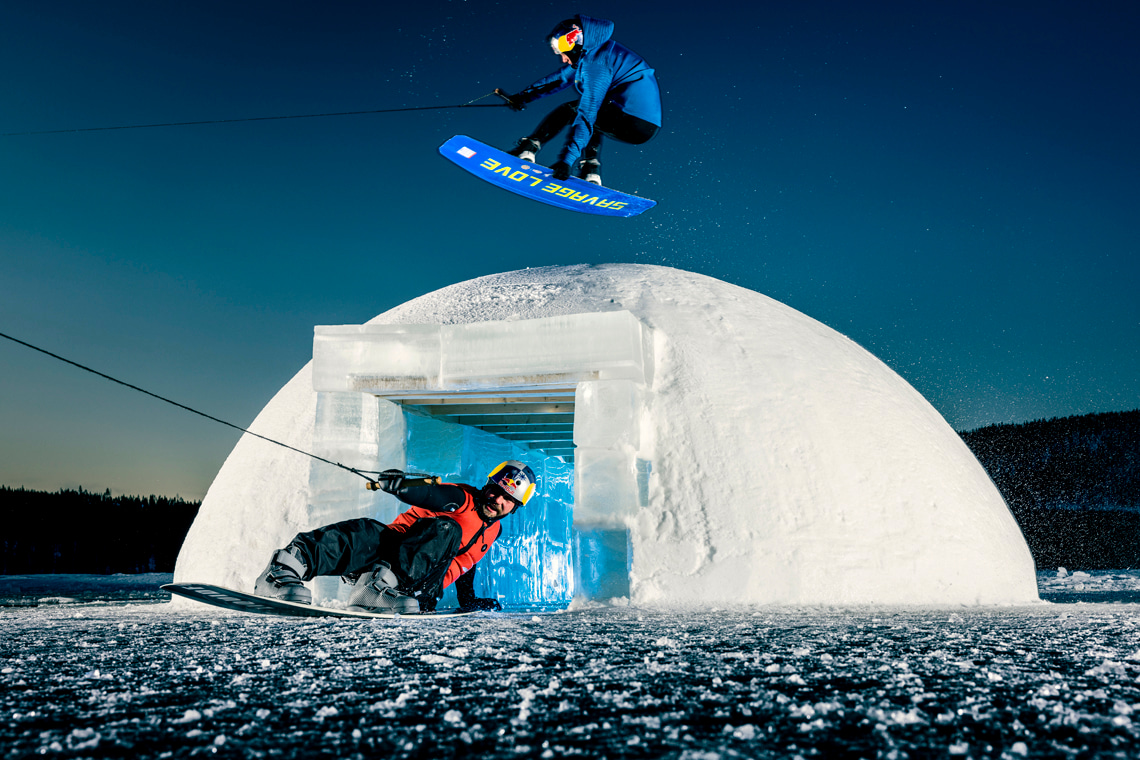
top-left (3, 572), bottom-right (1140, 759)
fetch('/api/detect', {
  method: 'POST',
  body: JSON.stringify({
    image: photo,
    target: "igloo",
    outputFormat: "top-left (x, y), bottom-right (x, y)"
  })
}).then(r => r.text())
top-left (174, 264), bottom-right (1039, 606)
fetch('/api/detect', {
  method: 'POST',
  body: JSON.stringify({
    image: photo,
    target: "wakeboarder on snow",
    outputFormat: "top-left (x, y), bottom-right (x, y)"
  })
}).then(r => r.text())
top-left (494, 15), bottom-right (662, 187)
top-left (253, 461), bottom-right (537, 614)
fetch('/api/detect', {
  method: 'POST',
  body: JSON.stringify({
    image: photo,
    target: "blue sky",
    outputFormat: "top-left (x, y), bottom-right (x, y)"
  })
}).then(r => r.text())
top-left (1, 1), bottom-right (1137, 499)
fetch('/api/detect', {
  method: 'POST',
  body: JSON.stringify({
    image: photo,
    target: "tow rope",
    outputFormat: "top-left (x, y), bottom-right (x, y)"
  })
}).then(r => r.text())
top-left (2, 93), bottom-right (506, 137)
top-left (0, 330), bottom-right (394, 487)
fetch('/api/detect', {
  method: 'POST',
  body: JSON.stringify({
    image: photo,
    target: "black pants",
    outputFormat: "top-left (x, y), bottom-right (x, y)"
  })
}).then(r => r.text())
top-left (287, 517), bottom-right (461, 601)
top-left (528, 100), bottom-right (659, 164)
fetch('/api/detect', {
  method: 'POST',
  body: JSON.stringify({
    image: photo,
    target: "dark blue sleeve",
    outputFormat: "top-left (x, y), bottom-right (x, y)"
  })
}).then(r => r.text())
top-left (517, 67), bottom-right (575, 104)
top-left (558, 58), bottom-right (614, 165)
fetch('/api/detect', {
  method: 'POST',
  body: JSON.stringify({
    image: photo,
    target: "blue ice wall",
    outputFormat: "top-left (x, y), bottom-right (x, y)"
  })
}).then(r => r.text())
top-left (404, 412), bottom-right (574, 609)
top-left (574, 528), bottom-right (632, 599)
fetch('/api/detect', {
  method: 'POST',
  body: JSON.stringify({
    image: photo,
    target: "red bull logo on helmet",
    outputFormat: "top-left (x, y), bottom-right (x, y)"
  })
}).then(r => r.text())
top-left (552, 26), bottom-right (582, 54)
top-left (489, 460), bottom-right (537, 505)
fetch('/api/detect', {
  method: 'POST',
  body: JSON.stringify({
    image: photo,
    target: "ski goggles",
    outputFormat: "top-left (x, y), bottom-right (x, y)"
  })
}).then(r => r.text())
top-left (551, 26), bottom-right (582, 54)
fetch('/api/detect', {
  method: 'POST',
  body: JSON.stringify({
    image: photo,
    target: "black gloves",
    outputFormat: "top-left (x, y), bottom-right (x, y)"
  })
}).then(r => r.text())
top-left (461, 597), bottom-right (503, 612)
top-left (455, 567), bottom-right (502, 612)
top-left (551, 161), bottom-right (571, 181)
top-left (376, 469), bottom-right (405, 494)
top-left (494, 88), bottom-right (525, 112)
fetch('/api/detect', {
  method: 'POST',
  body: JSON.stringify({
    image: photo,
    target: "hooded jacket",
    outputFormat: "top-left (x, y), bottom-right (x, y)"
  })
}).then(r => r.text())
top-left (516, 15), bottom-right (662, 166)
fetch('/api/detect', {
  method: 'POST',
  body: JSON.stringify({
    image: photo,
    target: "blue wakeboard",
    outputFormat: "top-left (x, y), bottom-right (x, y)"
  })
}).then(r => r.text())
top-left (439, 135), bottom-right (655, 217)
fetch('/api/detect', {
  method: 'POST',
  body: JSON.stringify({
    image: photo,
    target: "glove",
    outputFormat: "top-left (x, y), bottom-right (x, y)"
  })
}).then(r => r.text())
top-left (494, 88), bottom-right (525, 112)
top-left (376, 469), bottom-right (405, 494)
top-left (460, 597), bottom-right (503, 612)
top-left (551, 161), bottom-right (571, 181)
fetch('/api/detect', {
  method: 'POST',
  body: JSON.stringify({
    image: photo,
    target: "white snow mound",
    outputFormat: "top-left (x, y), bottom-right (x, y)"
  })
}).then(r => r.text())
top-left (175, 264), bottom-right (1038, 606)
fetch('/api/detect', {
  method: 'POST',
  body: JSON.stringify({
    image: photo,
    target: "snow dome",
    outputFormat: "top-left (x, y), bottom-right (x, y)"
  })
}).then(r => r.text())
top-left (174, 264), bottom-right (1039, 606)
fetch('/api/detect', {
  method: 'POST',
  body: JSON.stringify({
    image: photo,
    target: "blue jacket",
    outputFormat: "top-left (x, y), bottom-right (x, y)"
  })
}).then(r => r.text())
top-left (516, 15), bottom-right (662, 166)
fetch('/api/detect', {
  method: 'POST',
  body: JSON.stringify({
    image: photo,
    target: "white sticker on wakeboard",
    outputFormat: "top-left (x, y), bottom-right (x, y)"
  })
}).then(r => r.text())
top-left (457, 146), bottom-right (477, 159)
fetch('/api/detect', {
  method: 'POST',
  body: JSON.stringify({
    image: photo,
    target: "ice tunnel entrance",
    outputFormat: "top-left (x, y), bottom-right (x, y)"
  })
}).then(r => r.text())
top-left (309, 311), bottom-right (654, 607)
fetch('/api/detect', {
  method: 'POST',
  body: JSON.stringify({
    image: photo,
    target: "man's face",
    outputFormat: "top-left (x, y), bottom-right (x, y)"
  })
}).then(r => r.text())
top-left (480, 486), bottom-right (520, 520)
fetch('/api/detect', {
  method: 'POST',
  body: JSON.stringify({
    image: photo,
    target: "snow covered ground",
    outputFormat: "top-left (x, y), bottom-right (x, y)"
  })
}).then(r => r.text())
top-left (3, 572), bottom-right (1140, 758)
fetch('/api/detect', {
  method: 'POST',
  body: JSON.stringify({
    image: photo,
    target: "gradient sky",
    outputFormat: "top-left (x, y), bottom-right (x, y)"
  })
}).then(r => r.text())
top-left (2, 1), bottom-right (1137, 500)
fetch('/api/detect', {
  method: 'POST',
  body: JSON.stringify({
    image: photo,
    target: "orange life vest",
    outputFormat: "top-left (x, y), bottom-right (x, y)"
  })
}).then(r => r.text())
top-left (386, 484), bottom-right (502, 588)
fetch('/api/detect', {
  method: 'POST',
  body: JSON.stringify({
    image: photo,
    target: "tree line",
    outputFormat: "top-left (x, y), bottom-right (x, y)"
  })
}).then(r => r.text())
top-left (960, 409), bottom-right (1140, 569)
top-left (1, 410), bottom-right (1137, 575)
top-left (0, 487), bottom-right (199, 574)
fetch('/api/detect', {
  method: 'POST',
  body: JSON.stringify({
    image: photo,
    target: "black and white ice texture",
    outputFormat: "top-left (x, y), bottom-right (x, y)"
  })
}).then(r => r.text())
top-left (3, 571), bottom-right (1140, 759)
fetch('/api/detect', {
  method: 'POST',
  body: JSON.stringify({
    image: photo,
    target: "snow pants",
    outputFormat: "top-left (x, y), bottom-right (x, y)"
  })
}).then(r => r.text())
top-left (286, 517), bottom-right (461, 603)
top-left (527, 100), bottom-right (659, 164)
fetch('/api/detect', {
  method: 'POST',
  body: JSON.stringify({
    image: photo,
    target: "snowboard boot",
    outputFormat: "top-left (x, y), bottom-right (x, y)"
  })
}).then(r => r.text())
top-left (507, 137), bottom-right (541, 163)
top-left (347, 562), bottom-right (420, 614)
top-left (575, 158), bottom-right (602, 186)
top-left (253, 545), bottom-right (312, 604)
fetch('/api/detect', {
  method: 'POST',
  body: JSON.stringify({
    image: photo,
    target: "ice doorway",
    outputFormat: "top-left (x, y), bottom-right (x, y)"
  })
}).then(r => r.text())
top-left (308, 311), bottom-right (654, 609)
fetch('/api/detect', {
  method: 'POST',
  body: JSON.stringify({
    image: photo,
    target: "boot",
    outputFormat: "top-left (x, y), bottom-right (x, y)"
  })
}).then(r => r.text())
top-left (575, 158), bottom-right (602, 186)
top-left (507, 137), bottom-right (541, 163)
top-left (253, 546), bottom-right (312, 604)
top-left (347, 562), bottom-right (420, 614)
